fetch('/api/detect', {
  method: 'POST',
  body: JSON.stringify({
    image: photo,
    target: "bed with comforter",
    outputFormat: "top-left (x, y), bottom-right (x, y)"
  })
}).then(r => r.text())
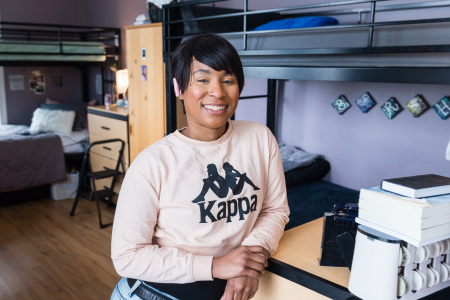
top-left (0, 125), bottom-right (66, 191)
top-left (279, 144), bottom-right (360, 230)
top-left (0, 101), bottom-right (90, 193)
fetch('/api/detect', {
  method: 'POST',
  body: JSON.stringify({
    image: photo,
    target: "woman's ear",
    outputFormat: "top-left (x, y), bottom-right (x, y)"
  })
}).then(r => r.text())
top-left (173, 78), bottom-right (182, 98)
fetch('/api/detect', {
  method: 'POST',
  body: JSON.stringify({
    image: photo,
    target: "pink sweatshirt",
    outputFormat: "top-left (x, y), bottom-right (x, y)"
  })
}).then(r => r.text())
top-left (111, 120), bottom-right (289, 283)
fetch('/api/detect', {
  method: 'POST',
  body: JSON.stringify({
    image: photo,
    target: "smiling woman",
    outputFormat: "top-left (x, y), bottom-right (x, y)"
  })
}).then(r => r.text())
top-left (110, 34), bottom-right (289, 300)
top-left (171, 34), bottom-right (244, 142)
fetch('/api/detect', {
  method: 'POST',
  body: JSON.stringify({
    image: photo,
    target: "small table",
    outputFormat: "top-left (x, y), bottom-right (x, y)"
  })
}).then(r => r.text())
top-left (253, 218), bottom-right (351, 300)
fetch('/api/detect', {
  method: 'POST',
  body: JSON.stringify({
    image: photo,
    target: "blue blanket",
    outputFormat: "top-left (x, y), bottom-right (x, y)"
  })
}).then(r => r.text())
top-left (254, 16), bottom-right (338, 31)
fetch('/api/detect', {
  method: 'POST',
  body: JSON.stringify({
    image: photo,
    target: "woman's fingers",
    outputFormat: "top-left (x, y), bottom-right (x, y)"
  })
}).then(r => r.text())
top-left (233, 292), bottom-right (243, 300)
top-left (246, 260), bottom-right (265, 275)
top-left (243, 268), bottom-right (262, 279)
top-left (222, 285), bottom-right (234, 300)
top-left (245, 246), bottom-right (270, 258)
top-left (248, 252), bottom-right (268, 267)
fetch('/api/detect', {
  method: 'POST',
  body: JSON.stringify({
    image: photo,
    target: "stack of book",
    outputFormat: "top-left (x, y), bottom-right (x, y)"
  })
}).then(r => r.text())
top-left (134, 14), bottom-right (151, 26)
top-left (358, 175), bottom-right (450, 242)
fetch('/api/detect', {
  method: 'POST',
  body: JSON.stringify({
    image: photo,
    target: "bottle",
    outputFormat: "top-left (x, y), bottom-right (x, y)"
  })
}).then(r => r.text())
top-left (104, 94), bottom-right (111, 107)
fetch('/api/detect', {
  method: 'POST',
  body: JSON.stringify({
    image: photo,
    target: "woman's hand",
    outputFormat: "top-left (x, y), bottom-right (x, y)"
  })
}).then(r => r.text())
top-left (212, 246), bottom-right (268, 280)
top-left (220, 276), bottom-right (259, 300)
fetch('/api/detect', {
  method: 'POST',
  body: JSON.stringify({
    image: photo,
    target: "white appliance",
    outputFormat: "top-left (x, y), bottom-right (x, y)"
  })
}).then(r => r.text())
top-left (349, 225), bottom-right (450, 300)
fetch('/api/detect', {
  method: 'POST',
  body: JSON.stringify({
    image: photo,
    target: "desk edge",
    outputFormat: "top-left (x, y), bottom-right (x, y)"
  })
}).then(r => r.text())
top-left (267, 258), bottom-right (352, 300)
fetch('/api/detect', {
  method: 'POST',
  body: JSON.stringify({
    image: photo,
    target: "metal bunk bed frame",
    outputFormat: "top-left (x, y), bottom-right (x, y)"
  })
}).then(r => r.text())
top-left (0, 21), bottom-right (121, 103)
top-left (162, 0), bottom-right (450, 136)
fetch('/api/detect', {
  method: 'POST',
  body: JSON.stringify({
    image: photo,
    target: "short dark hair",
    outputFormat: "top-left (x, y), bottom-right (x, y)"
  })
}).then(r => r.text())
top-left (170, 34), bottom-right (245, 94)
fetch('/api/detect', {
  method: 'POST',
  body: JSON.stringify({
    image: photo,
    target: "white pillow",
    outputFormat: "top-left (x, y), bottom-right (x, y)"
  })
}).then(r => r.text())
top-left (30, 108), bottom-right (76, 135)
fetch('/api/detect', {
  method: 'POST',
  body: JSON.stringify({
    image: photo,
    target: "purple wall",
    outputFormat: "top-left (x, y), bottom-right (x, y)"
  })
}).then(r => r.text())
top-left (82, 0), bottom-right (148, 68)
top-left (5, 67), bottom-right (82, 125)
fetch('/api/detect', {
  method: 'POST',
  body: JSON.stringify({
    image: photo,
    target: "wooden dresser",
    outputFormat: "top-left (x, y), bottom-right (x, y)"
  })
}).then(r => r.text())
top-left (125, 23), bottom-right (187, 162)
top-left (87, 105), bottom-right (129, 193)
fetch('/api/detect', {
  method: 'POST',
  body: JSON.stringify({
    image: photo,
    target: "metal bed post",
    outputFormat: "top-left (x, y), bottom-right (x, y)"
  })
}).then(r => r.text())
top-left (267, 79), bottom-right (277, 135)
top-left (163, 6), bottom-right (177, 135)
top-left (243, 0), bottom-right (248, 50)
top-left (116, 29), bottom-right (122, 69)
top-left (58, 26), bottom-right (63, 54)
top-left (367, 1), bottom-right (376, 47)
top-left (101, 66), bottom-right (105, 104)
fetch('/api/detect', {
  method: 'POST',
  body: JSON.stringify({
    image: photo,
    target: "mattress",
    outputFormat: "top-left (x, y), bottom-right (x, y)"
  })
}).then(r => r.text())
top-left (0, 40), bottom-right (106, 62)
top-left (224, 23), bottom-right (450, 67)
top-left (56, 128), bottom-right (89, 154)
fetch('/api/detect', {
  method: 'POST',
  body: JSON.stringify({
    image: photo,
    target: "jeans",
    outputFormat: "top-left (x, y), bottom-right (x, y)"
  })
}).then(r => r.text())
top-left (111, 278), bottom-right (178, 300)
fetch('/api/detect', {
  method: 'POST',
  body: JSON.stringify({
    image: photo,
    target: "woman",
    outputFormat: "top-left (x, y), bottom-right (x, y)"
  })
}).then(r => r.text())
top-left (111, 33), bottom-right (289, 300)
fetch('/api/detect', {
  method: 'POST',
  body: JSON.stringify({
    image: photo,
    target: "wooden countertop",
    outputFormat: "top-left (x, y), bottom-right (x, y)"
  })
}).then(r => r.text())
top-left (88, 105), bottom-right (128, 117)
top-left (273, 218), bottom-right (350, 288)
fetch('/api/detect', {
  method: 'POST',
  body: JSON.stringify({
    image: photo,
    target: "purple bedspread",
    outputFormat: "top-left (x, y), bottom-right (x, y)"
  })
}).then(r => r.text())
top-left (0, 125), bottom-right (66, 191)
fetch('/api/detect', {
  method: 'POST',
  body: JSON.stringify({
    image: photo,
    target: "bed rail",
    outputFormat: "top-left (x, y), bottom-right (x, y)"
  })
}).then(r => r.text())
top-left (0, 21), bottom-right (121, 66)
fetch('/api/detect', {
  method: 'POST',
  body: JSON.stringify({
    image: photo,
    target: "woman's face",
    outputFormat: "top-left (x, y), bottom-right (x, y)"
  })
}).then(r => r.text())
top-left (179, 58), bottom-right (240, 130)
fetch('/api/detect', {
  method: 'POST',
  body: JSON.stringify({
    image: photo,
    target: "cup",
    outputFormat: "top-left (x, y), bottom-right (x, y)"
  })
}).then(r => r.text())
top-left (440, 262), bottom-right (450, 282)
top-left (412, 269), bottom-right (426, 291)
top-left (428, 243), bottom-right (440, 259)
top-left (427, 267), bottom-right (435, 287)
top-left (442, 262), bottom-right (450, 282)
top-left (104, 94), bottom-right (112, 107)
top-left (397, 274), bottom-right (410, 297)
top-left (116, 99), bottom-right (124, 107)
top-left (429, 266), bottom-right (440, 287)
top-left (399, 245), bottom-right (411, 266)
top-left (414, 246), bottom-right (426, 264)
top-left (437, 241), bottom-right (445, 256)
top-left (442, 239), bottom-right (450, 254)
top-left (423, 245), bottom-right (430, 261)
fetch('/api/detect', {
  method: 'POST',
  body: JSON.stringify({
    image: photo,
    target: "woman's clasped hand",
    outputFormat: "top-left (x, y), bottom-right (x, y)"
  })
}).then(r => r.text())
top-left (212, 246), bottom-right (270, 300)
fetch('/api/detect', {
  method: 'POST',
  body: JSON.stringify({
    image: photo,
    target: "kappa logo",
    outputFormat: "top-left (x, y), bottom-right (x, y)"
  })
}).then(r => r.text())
top-left (192, 163), bottom-right (260, 224)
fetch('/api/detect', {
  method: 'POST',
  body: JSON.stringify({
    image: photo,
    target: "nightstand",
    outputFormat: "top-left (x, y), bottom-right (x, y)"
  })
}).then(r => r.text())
top-left (87, 105), bottom-right (129, 193)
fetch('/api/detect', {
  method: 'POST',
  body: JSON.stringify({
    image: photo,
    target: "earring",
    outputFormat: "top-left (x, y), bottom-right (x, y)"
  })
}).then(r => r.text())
top-left (173, 78), bottom-right (181, 97)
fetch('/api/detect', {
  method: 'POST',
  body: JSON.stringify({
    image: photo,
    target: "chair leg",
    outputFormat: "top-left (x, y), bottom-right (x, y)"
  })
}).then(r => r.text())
top-left (70, 194), bottom-right (80, 216)
top-left (92, 179), bottom-right (112, 229)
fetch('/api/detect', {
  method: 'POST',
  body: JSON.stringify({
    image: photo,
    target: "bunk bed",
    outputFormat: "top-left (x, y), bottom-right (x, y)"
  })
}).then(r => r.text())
top-left (162, 0), bottom-right (450, 222)
top-left (161, 1), bottom-right (450, 298)
top-left (0, 22), bottom-right (121, 201)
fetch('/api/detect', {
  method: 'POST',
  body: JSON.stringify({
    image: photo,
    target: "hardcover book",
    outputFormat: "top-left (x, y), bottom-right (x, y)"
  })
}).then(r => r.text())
top-left (381, 174), bottom-right (450, 198)
top-left (359, 187), bottom-right (450, 219)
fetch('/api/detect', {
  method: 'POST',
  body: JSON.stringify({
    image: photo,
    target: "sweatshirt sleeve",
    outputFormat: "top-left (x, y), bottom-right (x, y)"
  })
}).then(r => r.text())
top-left (241, 130), bottom-right (290, 255)
top-left (111, 163), bottom-right (213, 283)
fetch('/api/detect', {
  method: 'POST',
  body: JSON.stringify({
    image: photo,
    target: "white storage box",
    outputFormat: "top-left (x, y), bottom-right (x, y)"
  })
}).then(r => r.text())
top-left (51, 171), bottom-right (79, 200)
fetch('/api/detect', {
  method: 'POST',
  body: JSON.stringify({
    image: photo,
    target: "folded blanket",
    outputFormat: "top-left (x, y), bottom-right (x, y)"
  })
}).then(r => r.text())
top-left (254, 16), bottom-right (338, 31)
top-left (278, 143), bottom-right (320, 172)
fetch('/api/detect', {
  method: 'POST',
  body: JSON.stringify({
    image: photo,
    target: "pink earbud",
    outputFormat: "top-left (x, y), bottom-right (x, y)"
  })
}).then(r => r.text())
top-left (173, 78), bottom-right (181, 97)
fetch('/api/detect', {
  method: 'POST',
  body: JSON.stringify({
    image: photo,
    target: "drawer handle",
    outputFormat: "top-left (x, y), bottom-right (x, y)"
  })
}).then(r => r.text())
top-left (101, 126), bottom-right (110, 130)
top-left (103, 146), bottom-right (112, 151)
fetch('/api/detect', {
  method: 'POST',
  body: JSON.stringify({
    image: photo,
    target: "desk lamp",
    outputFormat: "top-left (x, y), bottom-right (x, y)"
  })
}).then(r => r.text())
top-left (116, 69), bottom-right (129, 104)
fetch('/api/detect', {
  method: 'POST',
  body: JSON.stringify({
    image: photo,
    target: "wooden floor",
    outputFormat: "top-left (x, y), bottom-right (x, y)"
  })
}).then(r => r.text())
top-left (0, 197), bottom-right (120, 300)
